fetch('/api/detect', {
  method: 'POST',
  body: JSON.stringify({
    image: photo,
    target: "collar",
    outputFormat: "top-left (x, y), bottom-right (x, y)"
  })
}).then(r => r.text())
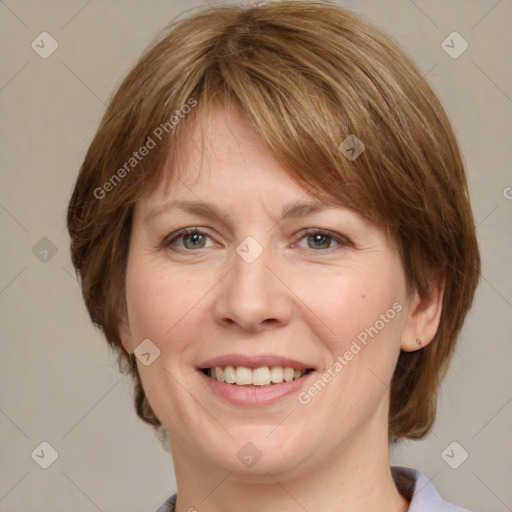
top-left (154, 466), bottom-right (469, 512)
top-left (391, 466), bottom-right (470, 511)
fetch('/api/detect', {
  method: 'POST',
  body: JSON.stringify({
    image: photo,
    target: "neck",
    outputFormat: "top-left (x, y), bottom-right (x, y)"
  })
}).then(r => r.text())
top-left (170, 417), bottom-right (409, 512)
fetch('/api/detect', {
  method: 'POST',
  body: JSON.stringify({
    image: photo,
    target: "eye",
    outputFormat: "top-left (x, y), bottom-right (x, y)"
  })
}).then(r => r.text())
top-left (164, 227), bottom-right (349, 252)
top-left (165, 228), bottom-right (216, 250)
top-left (293, 229), bottom-right (348, 251)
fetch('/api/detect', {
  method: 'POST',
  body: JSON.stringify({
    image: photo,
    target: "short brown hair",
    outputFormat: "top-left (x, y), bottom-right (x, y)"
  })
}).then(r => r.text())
top-left (67, 0), bottom-right (480, 443)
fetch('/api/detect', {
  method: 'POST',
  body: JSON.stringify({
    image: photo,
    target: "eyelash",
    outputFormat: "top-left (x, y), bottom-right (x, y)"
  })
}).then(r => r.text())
top-left (164, 227), bottom-right (350, 252)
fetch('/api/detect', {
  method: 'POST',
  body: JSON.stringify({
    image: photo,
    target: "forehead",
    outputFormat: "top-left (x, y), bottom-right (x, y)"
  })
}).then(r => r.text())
top-left (137, 106), bottom-right (342, 213)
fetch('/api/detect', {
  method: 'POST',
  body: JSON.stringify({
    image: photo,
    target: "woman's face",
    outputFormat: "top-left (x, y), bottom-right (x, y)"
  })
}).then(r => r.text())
top-left (121, 107), bottom-right (419, 478)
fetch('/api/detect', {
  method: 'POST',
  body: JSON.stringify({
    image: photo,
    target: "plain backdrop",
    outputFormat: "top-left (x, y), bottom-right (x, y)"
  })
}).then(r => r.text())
top-left (1, 0), bottom-right (511, 511)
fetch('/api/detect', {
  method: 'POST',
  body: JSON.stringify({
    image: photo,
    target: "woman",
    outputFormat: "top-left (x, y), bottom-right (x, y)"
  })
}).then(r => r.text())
top-left (67, 2), bottom-right (480, 511)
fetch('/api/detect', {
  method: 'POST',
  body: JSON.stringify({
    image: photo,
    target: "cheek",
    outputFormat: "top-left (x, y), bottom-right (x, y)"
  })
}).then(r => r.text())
top-left (125, 256), bottom-right (223, 363)
top-left (126, 265), bottom-right (165, 344)
top-left (304, 262), bottom-right (406, 403)
top-left (305, 263), bottom-right (405, 350)
top-left (124, 260), bottom-right (210, 430)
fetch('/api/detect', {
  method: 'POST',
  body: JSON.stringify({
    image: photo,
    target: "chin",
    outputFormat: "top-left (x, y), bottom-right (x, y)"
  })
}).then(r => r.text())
top-left (192, 423), bottom-right (320, 480)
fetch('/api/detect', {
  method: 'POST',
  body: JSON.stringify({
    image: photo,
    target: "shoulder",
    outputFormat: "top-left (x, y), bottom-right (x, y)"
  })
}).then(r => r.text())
top-left (153, 493), bottom-right (177, 512)
top-left (392, 466), bottom-right (471, 512)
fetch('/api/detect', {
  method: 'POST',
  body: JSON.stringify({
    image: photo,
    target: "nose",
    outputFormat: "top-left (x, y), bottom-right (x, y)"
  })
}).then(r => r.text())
top-left (213, 241), bottom-right (293, 333)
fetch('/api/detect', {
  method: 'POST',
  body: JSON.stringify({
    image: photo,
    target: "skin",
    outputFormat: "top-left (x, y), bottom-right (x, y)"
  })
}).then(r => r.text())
top-left (119, 106), bottom-right (444, 512)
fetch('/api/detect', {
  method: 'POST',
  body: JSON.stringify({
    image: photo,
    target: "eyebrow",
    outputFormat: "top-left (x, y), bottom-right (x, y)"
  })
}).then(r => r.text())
top-left (143, 198), bottom-right (346, 226)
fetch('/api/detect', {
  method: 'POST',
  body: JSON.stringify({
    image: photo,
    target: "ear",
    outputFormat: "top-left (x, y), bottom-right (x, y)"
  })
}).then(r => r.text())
top-left (400, 271), bottom-right (445, 352)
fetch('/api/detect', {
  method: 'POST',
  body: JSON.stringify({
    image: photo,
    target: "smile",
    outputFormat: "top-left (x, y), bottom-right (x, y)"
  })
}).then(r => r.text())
top-left (202, 366), bottom-right (313, 386)
top-left (197, 355), bottom-right (317, 406)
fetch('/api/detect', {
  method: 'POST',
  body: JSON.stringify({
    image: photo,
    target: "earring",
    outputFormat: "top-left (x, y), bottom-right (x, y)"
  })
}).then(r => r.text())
top-left (416, 338), bottom-right (422, 347)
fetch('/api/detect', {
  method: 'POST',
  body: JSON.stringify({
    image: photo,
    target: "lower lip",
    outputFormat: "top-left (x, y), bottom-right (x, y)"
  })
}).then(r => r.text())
top-left (199, 370), bottom-right (315, 407)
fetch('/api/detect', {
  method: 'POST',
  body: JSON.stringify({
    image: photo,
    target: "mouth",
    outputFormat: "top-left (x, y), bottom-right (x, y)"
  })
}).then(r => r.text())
top-left (196, 355), bottom-right (317, 406)
top-left (201, 365), bottom-right (314, 387)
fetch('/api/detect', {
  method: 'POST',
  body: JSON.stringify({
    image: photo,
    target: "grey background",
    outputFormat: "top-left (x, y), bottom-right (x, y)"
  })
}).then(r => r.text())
top-left (0, 0), bottom-right (511, 511)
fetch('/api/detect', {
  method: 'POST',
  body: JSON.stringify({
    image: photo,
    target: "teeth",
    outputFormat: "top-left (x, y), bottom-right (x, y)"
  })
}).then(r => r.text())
top-left (215, 367), bottom-right (224, 382)
top-left (206, 365), bottom-right (309, 386)
top-left (252, 367), bottom-right (271, 386)
top-left (224, 365), bottom-right (236, 384)
top-left (270, 366), bottom-right (283, 383)
top-left (283, 367), bottom-right (295, 382)
top-left (236, 366), bottom-right (253, 385)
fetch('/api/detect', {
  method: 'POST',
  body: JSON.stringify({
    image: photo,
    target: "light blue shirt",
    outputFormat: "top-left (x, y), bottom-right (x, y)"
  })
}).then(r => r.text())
top-left (154, 466), bottom-right (470, 511)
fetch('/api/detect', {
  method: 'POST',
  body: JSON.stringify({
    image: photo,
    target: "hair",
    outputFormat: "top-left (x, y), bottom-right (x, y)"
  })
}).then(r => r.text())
top-left (67, 0), bottom-right (480, 445)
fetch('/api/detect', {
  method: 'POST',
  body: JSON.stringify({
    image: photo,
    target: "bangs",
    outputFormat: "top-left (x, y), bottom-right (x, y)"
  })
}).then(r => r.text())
top-left (136, 19), bottom-right (393, 232)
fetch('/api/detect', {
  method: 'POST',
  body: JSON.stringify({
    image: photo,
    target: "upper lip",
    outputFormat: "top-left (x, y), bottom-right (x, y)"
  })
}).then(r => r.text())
top-left (197, 354), bottom-right (315, 370)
